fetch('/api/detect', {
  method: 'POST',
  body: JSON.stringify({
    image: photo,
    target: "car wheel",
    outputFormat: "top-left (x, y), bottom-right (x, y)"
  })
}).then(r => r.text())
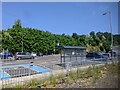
top-left (18, 57), bottom-right (21, 60)
top-left (31, 57), bottom-right (34, 59)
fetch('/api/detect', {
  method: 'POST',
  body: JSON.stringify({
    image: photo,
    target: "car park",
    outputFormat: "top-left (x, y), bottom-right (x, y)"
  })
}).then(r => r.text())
top-left (15, 52), bottom-right (35, 60)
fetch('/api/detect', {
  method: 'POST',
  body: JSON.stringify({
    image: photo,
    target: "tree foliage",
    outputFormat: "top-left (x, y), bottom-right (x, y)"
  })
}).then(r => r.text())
top-left (1, 19), bottom-right (120, 54)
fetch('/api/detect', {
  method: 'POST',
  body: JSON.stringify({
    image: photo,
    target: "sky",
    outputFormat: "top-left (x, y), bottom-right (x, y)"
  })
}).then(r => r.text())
top-left (2, 2), bottom-right (118, 35)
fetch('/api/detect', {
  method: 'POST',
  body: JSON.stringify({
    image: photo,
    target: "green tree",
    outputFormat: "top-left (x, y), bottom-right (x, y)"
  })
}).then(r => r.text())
top-left (12, 19), bottom-right (22, 29)
top-left (2, 19), bottom-right (115, 54)
top-left (90, 31), bottom-right (95, 39)
top-left (72, 33), bottom-right (79, 40)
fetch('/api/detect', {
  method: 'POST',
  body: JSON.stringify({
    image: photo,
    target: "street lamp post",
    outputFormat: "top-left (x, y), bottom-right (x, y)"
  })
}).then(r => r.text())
top-left (103, 11), bottom-right (113, 57)
top-left (22, 35), bottom-right (23, 52)
top-left (54, 41), bottom-right (55, 55)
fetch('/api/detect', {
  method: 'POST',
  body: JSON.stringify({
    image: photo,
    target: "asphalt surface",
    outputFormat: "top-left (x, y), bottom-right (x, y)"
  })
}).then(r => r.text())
top-left (2, 54), bottom-right (60, 66)
top-left (1, 54), bottom-right (118, 69)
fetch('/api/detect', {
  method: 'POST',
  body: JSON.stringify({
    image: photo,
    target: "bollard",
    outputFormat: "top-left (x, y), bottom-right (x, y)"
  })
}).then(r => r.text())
top-left (29, 62), bottom-right (33, 76)
top-left (66, 63), bottom-right (70, 76)
top-left (30, 62), bottom-right (33, 67)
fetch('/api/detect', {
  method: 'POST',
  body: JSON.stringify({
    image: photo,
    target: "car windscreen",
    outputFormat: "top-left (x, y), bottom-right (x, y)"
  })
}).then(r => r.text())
top-left (87, 53), bottom-right (94, 56)
top-left (96, 52), bottom-right (102, 55)
top-left (17, 52), bottom-right (26, 55)
top-left (103, 54), bottom-right (109, 56)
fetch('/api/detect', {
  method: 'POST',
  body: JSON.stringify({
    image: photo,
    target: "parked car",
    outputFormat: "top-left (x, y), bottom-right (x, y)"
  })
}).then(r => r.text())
top-left (108, 51), bottom-right (116, 57)
top-left (0, 52), bottom-right (13, 59)
top-left (15, 52), bottom-right (34, 60)
top-left (101, 53), bottom-right (110, 58)
top-left (86, 52), bottom-right (108, 59)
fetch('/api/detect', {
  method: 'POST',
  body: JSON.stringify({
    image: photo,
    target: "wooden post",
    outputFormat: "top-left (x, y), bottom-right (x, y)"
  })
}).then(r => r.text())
top-left (76, 49), bottom-right (77, 61)
top-left (70, 50), bottom-right (71, 62)
top-left (63, 48), bottom-right (65, 63)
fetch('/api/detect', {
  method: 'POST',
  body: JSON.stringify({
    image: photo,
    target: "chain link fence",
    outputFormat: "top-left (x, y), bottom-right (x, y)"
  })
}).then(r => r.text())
top-left (0, 55), bottom-right (119, 88)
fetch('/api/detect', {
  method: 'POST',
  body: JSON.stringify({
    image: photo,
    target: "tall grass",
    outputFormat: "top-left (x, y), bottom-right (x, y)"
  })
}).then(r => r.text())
top-left (49, 74), bottom-right (58, 87)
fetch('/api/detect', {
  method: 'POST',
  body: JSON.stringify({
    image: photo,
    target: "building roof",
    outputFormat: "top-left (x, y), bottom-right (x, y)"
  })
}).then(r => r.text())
top-left (61, 46), bottom-right (86, 49)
